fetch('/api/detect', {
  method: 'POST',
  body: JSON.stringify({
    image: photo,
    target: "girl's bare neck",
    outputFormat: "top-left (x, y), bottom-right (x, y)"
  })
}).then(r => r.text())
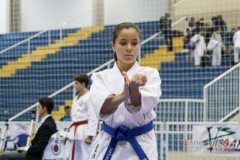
top-left (117, 61), bottom-right (134, 73)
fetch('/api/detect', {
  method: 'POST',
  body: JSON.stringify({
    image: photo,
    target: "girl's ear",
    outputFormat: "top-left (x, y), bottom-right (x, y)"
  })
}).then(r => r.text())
top-left (111, 41), bottom-right (115, 52)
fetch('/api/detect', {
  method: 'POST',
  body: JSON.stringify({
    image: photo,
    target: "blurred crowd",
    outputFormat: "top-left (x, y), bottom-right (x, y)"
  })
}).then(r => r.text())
top-left (184, 15), bottom-right (240, 67)
top-left (159, 13), bottom-right (240, 67)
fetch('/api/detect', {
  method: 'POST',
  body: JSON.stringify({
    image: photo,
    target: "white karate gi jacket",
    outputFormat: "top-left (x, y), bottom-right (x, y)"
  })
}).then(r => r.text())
top-left (191, 34), bottom-right (206, 66)
top-left (233, 30), bottom-right (240, 63)
top-left (88, 62), bottom-right (161, 160)
top-left (69, 91), bottom-right (99, 160)
top-left (209, 32), bottom-right (223, 66)
top-left (233, 30), bottom-right (240, 48)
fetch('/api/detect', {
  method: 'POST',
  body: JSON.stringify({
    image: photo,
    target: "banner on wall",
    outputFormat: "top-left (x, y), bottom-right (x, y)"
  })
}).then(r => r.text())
top-left (42, 131), bottom-right (72, 160)
top-left (0, 122), bottom-right (30, 150)
top-left (0, 122), bottom-right (72, 150)
top-left (43, 122), bottom-right (73, 159)
top-left (190, 124), bottom-right (240, 156)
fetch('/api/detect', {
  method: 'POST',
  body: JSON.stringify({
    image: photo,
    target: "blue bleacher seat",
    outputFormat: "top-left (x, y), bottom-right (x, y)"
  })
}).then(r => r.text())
top-left (0, 21), bottom-right (233, 121)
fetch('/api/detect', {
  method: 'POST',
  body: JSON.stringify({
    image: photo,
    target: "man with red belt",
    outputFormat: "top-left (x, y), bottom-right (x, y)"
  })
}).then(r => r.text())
top-left (68, 74), bottom-right (98, 160)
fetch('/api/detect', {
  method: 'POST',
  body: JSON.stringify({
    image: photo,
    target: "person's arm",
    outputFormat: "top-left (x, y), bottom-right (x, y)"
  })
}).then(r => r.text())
top-left (100, 73), bottom-right (129, 114)
top-left (128, 74), bottom-right (147, 107)
top-left (100, 72), bottom-right (147, 114)
top-left (127, 69), bottom-right (161, 114)
top-left (233, 33), bottom-right (236, 43)
top-left (85, 136), bottom-right (94, 144)
top-left (100, 94), bottom-right (125, 115)
top-left (26, 124), bottom-right (55, 156)
top-left (17, 146), bottom-right (29, 152)
top-left (90, 72), bottom-right (124, 120)
top-left (85, 97), bottom-right (99, 144)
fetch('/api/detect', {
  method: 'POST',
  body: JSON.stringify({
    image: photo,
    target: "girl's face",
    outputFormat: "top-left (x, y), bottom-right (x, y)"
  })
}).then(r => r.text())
top-left (74, 80), bottom-right (84, 92)
top-left (112, 28), bottom-right (140, 67)
top-left (217, 28), bottom-right (222, 34)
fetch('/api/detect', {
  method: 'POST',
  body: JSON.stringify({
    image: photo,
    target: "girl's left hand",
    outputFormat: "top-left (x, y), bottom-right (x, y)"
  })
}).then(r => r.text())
top-left (129, 74), bottom-right (147, 90)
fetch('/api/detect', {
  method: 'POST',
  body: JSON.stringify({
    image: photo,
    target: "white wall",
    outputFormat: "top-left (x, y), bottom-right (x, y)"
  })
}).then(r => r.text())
top-left (1, 0), bottom-right (168, 33)
top-left (173, 0), bottom-right (240, 16)
top-left (104, 0), bottom-right (168, 25)
top-left (173, 0), bottom-right (240, 29)
top-left (0, 0), bottom-right (9, 34)
top-left (20, 0), bottom-right (93, 32)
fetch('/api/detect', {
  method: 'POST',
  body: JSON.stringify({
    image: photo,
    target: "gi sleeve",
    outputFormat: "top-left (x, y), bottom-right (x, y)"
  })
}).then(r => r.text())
top-left (90, 72), bottom-right (115, 120)
top-left (136, 68), bottom-right (161, 114)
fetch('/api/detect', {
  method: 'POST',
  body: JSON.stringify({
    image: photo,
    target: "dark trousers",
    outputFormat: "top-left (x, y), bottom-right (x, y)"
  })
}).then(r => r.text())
top-left (163, 30), bottom-right (173, 51)
top-left (0, 151), bottom-right (26, 160)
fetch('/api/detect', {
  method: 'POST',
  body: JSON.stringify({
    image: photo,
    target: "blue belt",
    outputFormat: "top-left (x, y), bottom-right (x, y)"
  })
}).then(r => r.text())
top-left (102, 121), bottom-right (153, 160)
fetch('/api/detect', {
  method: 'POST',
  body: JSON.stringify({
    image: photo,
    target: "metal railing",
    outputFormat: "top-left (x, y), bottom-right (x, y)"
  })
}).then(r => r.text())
top-left (173, 0), bottom-right (187, 7)
top-left (203, 63), bottom-right (240, 122)
top-left (0, 30), bottom-right (51, 60)
top-left (60, 10), bottom-right (92, 46)
top-left (0, 10), bottom-right (92, 58)
top-left (157, 99), bottom-right (205, 122)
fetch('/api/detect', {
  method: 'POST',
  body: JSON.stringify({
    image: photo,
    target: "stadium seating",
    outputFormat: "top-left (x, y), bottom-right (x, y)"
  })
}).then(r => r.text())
top-left (0, 29), bottom-right (78, 67)
top-left (0, 21), bottom-right (233, 121)
top-left (160, 51), bottom-right (231, 99)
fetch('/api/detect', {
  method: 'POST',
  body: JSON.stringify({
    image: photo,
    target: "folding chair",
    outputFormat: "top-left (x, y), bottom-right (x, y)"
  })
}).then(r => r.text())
top-left (4, 134), bottom-right (28, 151)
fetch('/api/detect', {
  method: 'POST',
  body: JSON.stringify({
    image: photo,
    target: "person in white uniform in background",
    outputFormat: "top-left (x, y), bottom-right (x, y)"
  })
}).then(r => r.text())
top-left (88, 22), bottom-right (161, 160)
top-left (233, 26), bottom-right (240, 65)
top-left (210, 26), bottom-right (224, 66)
top-left (68, 74), bottom-right (99, 160)
top-left (191, 28), bottom-right (206, 68)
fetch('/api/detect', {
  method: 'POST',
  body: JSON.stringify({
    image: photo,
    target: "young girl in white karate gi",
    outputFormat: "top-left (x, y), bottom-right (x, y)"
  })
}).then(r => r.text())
top-left (233, 27), bottom-right (240, 65)
top-left (191, 28), bottom-right (206, 67)
top-left (210, 26), bottom-right (224, 66)
top-left (88, 22), bottom-right (161, 160)
top-left (68, 74), bottom-right (99, 160)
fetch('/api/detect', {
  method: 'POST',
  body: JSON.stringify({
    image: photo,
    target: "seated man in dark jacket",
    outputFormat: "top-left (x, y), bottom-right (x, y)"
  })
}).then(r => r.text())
top-left (0, 97), bottom-right (57, 160)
